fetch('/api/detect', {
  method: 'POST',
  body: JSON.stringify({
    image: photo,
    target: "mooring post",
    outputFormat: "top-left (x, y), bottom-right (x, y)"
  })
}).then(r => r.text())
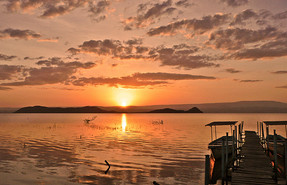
top-left (257, 121), bottom-right (259, 135)
top-left (215, 126), bottom-right (217, 139)
top-left (235, 125), bottom-right (238, 167)
top-left (266, 126), bottom-right (269, 151)
top-left (222, 138), bottom-right (225, 185)
top-left (205, 155), bottom-right (210, 185)
top-left (238, 124), bottom-right (241, 143)
top-left (226, 132), bottom-right (228, 166)
top-left (285, 139), bottom-right (287, 183)
top-left (225, 132), bottom-right (229, 184)
top-left (232, 129), bottom-right (235, 168)
top-left (274, 130), bottom-right (278, 182)
top-left (211, 126), bottom-right (213, 141)
top-left (261, 122), bottom-right (265, 144)
top-left (259, 122), bottom-right (262, 140)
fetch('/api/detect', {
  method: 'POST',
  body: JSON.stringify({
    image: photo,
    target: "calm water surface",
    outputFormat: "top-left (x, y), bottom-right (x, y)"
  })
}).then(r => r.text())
top-left (0, 113), bottom-right (287, 185)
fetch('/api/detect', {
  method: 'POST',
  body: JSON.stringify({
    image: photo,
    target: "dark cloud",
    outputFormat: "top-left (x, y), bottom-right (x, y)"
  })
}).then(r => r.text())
top-left (230, 9), bottom-right (257, 25)
top-left (220, 0), bottom-right (248, 7)
top-left (24, 56), bottom-right (44, 60)
top-left (0, 28), bottom-right (41, 40)
top-left (0, 53), bottom-right (17, 61)
top-left (276, 85), bottom-right (287, 89)
top-left (207, 27), bottom-right (282, 50)
top-left (123, 0), bottom-right (176, 30)
top-left (240, 80), bottom-right (262, 82)
top-left (72, 76), bottom-right (168, 88)
top-left (68, 39), bottom-right (219, 70)
top-left (156, 47), bottom-right (219, 69)
top-left (273, 11), bottom-right (287, 20)
top-left (229, 9), bottom-right (287, 26)
top-left (36, 57), bottom-right (96, 69)
top-left (40, 0), bottom-right (87, 18)
top-left (175, 0), bottom-right (194, 7)
top-left (70, 39), bottom-right (123, 56)
top-left (124, 38), bottom-right (143, 46)
top-left (0, 64), bottom-right (23, 80)
top-left (132, 72), bottom-right (216, 80)
top-left (272, 71), bottom-right (287, 74)
top-left (88, 0), bottom-right (110, 22)
top-left (4, 0), bottom-right (111, 21)
top-left (2, 67), bottom-right (77, 86)
top-left (72, 72), bottom-right (215, 88)
top-left (147, 13), bottom-right (231, 37)
top-left (1, 58), bottom-right (96, 87)
top-left (230, 38), bottom-right (287, 60)
top-left (225, 68), bottom-right (241, 73)
top-left (68, 39), bottom-right (153, 60)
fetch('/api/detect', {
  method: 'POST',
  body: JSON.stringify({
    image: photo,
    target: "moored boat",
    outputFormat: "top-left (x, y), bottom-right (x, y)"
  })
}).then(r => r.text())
top-left (205, 121), bottom-right (238, 159)
top-left (263, 121), bottom-right (287, 156)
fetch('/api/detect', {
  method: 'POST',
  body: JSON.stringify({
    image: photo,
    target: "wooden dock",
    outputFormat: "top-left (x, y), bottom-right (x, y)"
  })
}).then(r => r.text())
top-left (231, 131), bottom-right (276, 185)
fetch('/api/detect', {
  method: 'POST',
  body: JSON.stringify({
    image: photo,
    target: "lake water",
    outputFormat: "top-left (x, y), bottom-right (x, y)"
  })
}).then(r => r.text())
top-left (0, 113), bottom-right (287, 185)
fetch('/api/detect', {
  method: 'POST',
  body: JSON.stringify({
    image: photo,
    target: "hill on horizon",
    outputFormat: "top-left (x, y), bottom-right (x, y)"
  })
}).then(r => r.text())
top-left (15, 106), bottom-right (114, 113)
top-left (3, 101), bottom-right (287, 113)
top-left (100, 101), bottom-right (287, 113)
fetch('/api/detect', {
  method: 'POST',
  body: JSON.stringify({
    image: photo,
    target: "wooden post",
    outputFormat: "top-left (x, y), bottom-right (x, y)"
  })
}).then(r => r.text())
top-left (226, 133), bottom-right (229, 184)
top-left (238, 124), bottom-right (241, 142)
top-left (274, 130), bottom-right (278, 182)
top-left (211, 126), bottom-right (213, 141)
top-left (235, 126), bottom-right (238, 167)
top-left (259, 122), bottom-right (262, 140)
top-left (262, 122), bottom-right (265, 145)
top-left (257, 121), bottom-right (259, 135)
top-left (266, 126), bottom-right (269, 151)
top-left (232, 129), bottom-right (235, 168)
top-left (222, 138), bottom-right (225, 185)
top-left (205, 155), bottom-right (210, 185)
top-left (285, 140), bottom-right (287, 183)
top-left (226, 132), bottom-right (228, 166)
top-left (215, 126), bottom-right (217, 139)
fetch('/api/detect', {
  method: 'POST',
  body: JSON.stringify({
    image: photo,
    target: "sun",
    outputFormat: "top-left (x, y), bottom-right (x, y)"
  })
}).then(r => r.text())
top-left (113, 88), bottom-right (134, 107)
top-left (121, 101), bottom-right (127, 107)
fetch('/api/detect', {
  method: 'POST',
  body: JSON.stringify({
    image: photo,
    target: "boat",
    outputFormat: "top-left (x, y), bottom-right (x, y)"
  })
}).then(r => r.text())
top-left (205, 121), bottom-right (238, 159)
top-left (263, 121), bottom-right (287, 156)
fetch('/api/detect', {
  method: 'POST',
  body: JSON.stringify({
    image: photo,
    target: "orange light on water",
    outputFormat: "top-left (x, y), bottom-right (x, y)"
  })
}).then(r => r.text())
top-left (121, 114), bottom-right (127, 132)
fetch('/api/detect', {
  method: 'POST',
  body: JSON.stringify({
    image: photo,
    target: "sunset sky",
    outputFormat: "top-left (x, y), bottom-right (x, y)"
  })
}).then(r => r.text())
top-left (0, 0), bottom-right (287, 107)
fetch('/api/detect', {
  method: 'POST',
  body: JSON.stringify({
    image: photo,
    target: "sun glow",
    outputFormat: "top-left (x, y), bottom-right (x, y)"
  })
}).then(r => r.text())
top-left (113, 88), bottom-right (135, 106)
top-left (121, 101), bottom-right (127, 107)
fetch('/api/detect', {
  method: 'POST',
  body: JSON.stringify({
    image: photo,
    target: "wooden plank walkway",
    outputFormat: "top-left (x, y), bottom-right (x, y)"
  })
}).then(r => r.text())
top-left (231, 131), bottom-right (276, 185)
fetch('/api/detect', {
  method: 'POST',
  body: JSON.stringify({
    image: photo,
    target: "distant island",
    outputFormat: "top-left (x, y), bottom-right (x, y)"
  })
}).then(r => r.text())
top-left (14, 106), bottom-right (203, 113)
top-left (15, 106), bottom-right (115, 113)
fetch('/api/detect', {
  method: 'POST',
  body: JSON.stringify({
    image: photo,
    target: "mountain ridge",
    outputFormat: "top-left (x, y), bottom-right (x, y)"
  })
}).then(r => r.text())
top-left (3, 100), bottom-right (287, 113)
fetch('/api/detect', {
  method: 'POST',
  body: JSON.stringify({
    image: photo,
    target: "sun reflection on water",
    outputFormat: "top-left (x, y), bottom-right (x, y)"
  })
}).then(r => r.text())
top-left (121, 113), bottom-right (127, 132)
